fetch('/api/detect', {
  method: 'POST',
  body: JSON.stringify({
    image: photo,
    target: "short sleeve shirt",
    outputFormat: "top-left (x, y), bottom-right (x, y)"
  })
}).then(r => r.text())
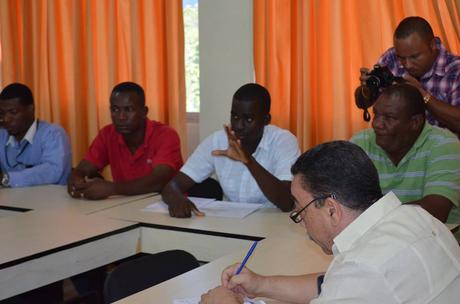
top-left (351, 124), bottom-right (460, 223)
top-left (84, 119), bottom-right (183, 182)
top-left (378, 37), bottom-right (460, 128)
top-left (180, 125), bottom-right (300, 206)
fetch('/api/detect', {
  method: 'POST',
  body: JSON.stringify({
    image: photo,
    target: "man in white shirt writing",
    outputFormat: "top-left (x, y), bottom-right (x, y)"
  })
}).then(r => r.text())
top-left (201, 141), bottom-right (460, 304)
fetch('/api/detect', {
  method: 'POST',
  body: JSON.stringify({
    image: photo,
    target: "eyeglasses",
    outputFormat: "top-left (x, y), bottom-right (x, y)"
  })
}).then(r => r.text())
top-left (290, 194), bottom-right (335, 224)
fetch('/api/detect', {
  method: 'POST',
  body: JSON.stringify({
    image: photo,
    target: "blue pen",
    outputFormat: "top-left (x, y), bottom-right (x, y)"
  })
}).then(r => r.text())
top-left (235, 241), bottom-right (258, 275)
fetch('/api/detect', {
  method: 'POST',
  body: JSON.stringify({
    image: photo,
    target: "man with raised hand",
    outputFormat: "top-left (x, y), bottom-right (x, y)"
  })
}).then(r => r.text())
top-left (162, 83), bottom-right (300, 217)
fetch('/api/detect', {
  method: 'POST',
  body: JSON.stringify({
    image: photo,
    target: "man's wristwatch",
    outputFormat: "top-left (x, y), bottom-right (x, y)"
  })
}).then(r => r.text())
top-left (1, 173), bottom-right (10, 187)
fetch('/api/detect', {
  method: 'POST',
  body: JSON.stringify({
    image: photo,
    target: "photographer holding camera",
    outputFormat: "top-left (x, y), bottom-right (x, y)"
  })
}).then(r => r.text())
top-left (360, 16), bottom-right (460, 135)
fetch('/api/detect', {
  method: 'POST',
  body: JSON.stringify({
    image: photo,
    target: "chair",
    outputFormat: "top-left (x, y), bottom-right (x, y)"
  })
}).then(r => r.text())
top-left (103, 250), bottom-right (200, 303)
top-left (188, 177), bottom-right (223, 200)
top-left (2, 281), bottom-right (63, 304)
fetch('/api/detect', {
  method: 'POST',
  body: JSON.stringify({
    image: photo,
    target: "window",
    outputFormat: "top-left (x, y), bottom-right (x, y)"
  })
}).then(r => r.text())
top-left (183, 0), bottom-right (199, 113)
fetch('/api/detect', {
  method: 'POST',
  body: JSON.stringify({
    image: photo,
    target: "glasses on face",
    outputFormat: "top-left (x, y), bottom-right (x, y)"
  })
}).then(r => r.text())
top-left (289, 194), bottom-right (335, 224)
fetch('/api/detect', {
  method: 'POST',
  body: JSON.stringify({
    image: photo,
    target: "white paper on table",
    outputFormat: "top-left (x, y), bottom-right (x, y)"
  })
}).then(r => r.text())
top-left (173, 297), bottom-right (266, 304)
top-left (141, 197), bottom-right (215, 213)
top-left (141, 197), bottom-right (261, 219)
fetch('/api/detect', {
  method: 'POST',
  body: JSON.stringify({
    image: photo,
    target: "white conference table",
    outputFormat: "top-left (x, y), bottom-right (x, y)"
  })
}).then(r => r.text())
top-left (115, 237), bottom-right (333, 304)
top-left (0, 208), bottom-right (140, 300)
top-left (0, 185), bottom-right (159, 300)
top-left (1, 186), bottom-right (458, 301)
top-left (0, 184), bottom-right (157, 214)
top-left (94, 195), bottom-right (307, 261)
top-left (0, 187), bottom-right (309, 299)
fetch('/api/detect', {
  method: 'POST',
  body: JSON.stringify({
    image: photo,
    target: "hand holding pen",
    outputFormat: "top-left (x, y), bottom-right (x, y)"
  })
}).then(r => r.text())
top-left (201, 242), bottom-right (263, 304)
top-left (235, 241), bottom-right (258, 274)
top-left (221, 241), bottom-right (260, 298)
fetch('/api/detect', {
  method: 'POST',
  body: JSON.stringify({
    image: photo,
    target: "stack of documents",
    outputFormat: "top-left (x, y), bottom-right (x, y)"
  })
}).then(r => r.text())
top-left (141, 197), bottom-right (262, 219)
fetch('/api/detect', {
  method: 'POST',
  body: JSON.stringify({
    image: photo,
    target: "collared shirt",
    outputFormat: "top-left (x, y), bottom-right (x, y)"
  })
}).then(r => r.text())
top-left (312, 192), bottom-right (460, 303)
top-left (180, 125), bottom-right (300, 206)
top-left (378, 37), bottom-right (460, 128)
top-left (351, 123), bottom-right (460, 224)
top-left (84, 119), bottom-right (183, 182)
top-left (6, 119), bottom-right (38, 146)
top-left (0, 120), bottom-right (72, 187)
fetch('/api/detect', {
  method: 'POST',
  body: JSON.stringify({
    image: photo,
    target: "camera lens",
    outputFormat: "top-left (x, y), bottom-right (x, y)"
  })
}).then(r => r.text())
top-left (366, 76), bottom-right (380, 88)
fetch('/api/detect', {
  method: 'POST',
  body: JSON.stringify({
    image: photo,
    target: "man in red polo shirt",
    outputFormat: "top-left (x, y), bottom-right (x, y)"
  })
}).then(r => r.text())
top-left (68, 82), bottom-right (183, 200)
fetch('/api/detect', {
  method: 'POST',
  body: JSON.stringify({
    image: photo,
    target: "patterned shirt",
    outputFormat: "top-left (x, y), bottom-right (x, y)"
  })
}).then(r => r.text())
top-left (351, 123), bottom-right (460, 224)
top-left (378, 37), bottom-right (460, 128)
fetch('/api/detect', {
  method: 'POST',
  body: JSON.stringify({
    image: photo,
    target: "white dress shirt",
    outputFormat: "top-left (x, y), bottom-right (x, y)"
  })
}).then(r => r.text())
top-left (313, 192), bottom-right (460, 304)
top-left (180, 125), bottom-right (300, 206)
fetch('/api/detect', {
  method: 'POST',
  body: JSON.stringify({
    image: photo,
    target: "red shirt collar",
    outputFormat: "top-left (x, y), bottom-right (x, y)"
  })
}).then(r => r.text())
top-left (115, 119), bottom-right (154, 159)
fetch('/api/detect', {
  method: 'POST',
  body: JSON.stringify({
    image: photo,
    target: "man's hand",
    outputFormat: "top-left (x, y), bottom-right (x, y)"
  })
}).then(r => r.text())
top-left (360, 67), bottom-right (370, 85)
top-left (212, 125), bottom-right (250, 164)
top-left (403, 73), bottom-right (427, 95)
top-left (73, 178), bottom-right (115, 200)
top-left (67, 169), bottom-right (86, 198)
top-left (221, 263), bottom-right (264, 299)
top-left (201, 286), bottom-right (244, 304)
top-left (168, 198), bottom-right (205, 218)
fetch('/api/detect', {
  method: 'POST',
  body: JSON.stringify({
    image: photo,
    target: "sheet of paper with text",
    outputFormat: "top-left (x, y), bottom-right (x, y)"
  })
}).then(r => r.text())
top-left (142, 197), bottom-right (262, 219)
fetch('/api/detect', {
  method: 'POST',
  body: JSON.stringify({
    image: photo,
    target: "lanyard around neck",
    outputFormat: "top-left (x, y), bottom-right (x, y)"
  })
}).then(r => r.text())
top-left (4, 120), bottom-right (39, 169)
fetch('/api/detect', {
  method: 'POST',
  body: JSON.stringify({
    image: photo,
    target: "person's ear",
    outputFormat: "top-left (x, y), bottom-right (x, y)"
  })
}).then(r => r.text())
top-left (27, 104), bottom-right (35, 115)
top-left (429, 37), bottom-right (437, 52)
top-left (264, 113), bottom-right (271, 124)
top-left (324, 197), bottom-right (341, 226)
top-left (410, 114), bottom-right (424, 130)
top-left (144, 106), bottom-right (149, 116)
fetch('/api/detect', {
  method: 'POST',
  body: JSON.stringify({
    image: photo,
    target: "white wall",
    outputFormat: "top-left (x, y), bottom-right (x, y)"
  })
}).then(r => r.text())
top-left (199, 0), bottom-right (254, 141)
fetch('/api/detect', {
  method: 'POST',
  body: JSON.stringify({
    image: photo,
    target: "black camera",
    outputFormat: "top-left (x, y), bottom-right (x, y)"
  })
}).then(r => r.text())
top-left (355, 65), bottom-right (403, 121)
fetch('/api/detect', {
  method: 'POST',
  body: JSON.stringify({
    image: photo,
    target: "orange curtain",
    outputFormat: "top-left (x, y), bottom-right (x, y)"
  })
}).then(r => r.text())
top-left (254, 0), bottom-right (460, 151)
top-left (0, 0), bottom-right (187, 164)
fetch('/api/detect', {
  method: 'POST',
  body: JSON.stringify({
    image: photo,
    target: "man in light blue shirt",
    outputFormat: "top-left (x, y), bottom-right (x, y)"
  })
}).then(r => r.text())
top-left (0, 83), bottom-right (71, 187)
